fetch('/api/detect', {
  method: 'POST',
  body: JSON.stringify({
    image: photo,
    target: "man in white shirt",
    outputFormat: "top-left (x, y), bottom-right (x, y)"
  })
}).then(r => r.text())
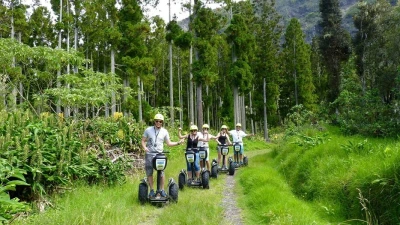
top-left (141, 113), bottom-right (183, 198)
top-left (228, 123), bottom-right (253, 165)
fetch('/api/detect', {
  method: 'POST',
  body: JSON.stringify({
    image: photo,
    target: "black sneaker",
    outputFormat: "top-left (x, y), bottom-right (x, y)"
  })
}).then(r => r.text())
top-left (160, 190), bottom-right (167, 198)
top-left (149, 189), bottom-right (155, 198)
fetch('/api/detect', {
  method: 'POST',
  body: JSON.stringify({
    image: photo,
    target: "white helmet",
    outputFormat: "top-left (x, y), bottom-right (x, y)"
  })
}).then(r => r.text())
top-left (154, 113), bottom-right (164, 121)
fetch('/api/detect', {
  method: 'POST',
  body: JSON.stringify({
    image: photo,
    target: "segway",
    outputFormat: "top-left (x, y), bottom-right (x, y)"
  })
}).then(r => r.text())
top-left (210, 148), bottom-right (219, 178)
top-left (232, 142), bottom-right (241, 168)
top-left (213, 144), bottom-right (235, 176)
top-left (232, 142), bottom-right (249, 167)
top-left (178, 147), bottom-right (209, 189)
top-left (198, 146), bottom-right (210, 187)
top-left (138, 152), bottom-right (178, 205)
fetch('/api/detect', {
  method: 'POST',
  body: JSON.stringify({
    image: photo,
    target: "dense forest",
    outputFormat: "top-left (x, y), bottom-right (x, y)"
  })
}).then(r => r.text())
top-left (2, 0), bottom-right (400, 223)
top-left (1, 0), bottom-right (400, 134)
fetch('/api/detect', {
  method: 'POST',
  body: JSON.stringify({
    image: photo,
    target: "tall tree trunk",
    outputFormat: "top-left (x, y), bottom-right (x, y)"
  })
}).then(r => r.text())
top-left (10, 2), bottom-right (17, 110)
top-left (233, 86), bottom-right (239, 124)
top-left (104, 59), bottom-right (110, 117)
top-left (110, 20), bottom-right (116, 116)
top-left (18, 32), bottom-right (23, 106)
top-left (241, 96), bottom-right (246, 131)
top-left (169, 0), bottom-right (174, 127)
top-left (263, 78), bottom-right (269, 141)
top-left (206, 85), bottom-right (209, 124)
top-left (249, 89), bottom-right (254, 134)
top-left (56, 0), bottom-right (63, 114)
top-left (178, 52), bottom-right (183, 127)
top-left (138, 76), bottom-right (142, 122)
top-left (293, 35), bottom-right (298, 105)
top-left (123, 78), bottom-right (128, 116)
top-left (189, 3), bottom-right (194, 124)
top-left (196, 83), bottom-right (203, 127)
top-left (64, 0), bottom-right (71, 118)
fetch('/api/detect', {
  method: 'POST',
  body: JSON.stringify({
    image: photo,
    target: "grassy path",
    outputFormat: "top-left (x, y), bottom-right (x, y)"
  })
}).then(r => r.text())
top-left (13, 143), bottom-right (273, 225)
top-left (221, 149), bottom-right (269, 225)
top-left (222, 172), bottom-right (243, 225)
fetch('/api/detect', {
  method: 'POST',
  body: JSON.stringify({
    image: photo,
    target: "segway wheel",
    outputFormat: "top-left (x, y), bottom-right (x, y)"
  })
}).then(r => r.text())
top-left (201, 171), bottom-right (210, 189)
top-left (178, 172), bottom-right (186, 190)
top-left (169, 183), bottom-right (179, 202)
top-left (243, 156), bottom-right (248, 166)
top-left (138, 182), bottom-right (148, 204)
top-left (211, 164), bottom-right (218, 179)
top-left (228, 161), bottom-right (235, 175)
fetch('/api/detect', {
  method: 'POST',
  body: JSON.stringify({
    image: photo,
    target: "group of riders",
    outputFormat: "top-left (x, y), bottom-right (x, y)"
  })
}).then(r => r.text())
top-left (141, 113), bottom-right (253, 199)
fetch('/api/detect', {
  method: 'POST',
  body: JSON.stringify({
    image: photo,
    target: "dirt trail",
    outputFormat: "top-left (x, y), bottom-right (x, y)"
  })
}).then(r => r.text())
top-left (221, 150), bottom-right (269, 225)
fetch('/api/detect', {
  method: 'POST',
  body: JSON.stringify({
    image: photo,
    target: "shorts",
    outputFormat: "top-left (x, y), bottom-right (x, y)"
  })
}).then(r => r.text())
top-left (233, 144), bottom-right (244, 154)
top-left (145, 152), bottom-right (164, 177)
top-left (199, 147), bottom-right (210, 161)
top-left (186, 152), bottom-right (200, 172)
top-left (218, 145), bottom-right (229, 155)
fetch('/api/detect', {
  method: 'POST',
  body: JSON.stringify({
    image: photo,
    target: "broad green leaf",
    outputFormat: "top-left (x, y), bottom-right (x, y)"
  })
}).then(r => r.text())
top-left (6, 180), bottom-right (30, 186)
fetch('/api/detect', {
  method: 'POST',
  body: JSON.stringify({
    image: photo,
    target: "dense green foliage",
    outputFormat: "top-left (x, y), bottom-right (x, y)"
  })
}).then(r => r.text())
top-left (319, 0), bottom-right (351, 103)
top-left (281, 18), bottom-right (316, 119)
top-left (3, 0), bottom-right (400, 223)
top-left (272, 123), bottom-right (400, 224)
top-left (0, 110), bottom-right (142, 222)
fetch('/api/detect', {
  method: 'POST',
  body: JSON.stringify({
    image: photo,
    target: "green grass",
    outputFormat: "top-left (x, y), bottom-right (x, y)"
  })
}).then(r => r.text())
top-left (236, 151), bottom-right (331, 225)
top-left (271, 125), bottom-right (400, 224)
top-left (13, 140), bottom-right (269, 225)
top-left (18, 127), bottom-right (400, 225)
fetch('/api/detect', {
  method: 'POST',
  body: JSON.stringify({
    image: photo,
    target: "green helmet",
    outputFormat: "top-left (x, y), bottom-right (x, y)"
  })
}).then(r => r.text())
top-left (190, 125), bottom-right (198, 131)
top-left (221, 125), bottom-right (227, 130)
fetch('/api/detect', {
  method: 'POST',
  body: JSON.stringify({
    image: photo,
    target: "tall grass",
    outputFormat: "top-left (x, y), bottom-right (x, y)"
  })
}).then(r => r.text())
top-left (272, 124), bottom-right (400, 224)
top-left (236, 152), bottom-right (331, 224)
top-left (13, 141), bottom-right (231, 225)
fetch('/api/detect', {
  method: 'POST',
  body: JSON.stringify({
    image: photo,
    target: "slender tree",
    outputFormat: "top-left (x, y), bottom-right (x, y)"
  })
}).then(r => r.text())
top-left (28, 6), bottom-right (56, 47)
top-left (281, 18), bottom-right (316, 118)
top-left (252, 0), bottom-right (282, 129)
top-left (319, 0), bottom-right (351, 103)
top-left (225, 11), bottom-right (255, 129)
top-left (191, 0), bottom-right (221, 128)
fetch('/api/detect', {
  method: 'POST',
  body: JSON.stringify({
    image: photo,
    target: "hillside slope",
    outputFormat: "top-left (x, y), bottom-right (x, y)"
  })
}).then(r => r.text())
top-left (275, 0), bottom-right (359, 41)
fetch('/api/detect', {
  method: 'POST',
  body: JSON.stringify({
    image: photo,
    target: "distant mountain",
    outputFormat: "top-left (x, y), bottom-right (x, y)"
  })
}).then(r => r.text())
top-left (275, 0), bottom-right (359, 42)
top-left (177, 0), bottom-right (395, 42)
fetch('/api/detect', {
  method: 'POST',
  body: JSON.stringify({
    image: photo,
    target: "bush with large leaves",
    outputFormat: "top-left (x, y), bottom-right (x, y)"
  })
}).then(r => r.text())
top-left (0, 110), bottom-right (142, 221)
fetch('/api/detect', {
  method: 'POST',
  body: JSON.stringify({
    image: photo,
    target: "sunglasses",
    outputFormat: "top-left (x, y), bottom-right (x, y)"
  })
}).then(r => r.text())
top-left (191, 130), bottom-right (197, 132)
top-left (155, 120), bottom-right (163, 123)
top-left (203, 128), bottom-right (208, 130)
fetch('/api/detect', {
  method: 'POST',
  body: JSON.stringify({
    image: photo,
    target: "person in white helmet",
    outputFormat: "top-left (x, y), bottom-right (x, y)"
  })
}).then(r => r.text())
top-left (228, 123), bottom-right (254, 165)
top-left (197, 124), bottom-right (217, 171)
top-left (141, 113), bottom-right (183, 198)
top-left (178, 125), bottom-right (202, 182)
top-left (215, 125), bottom-right (232, 168)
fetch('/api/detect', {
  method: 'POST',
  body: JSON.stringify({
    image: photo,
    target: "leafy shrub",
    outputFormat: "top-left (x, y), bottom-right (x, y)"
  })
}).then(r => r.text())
top-left (0, 159), bottom-right (30, 223)
top-left (0, 110), bottom-right (142, 220)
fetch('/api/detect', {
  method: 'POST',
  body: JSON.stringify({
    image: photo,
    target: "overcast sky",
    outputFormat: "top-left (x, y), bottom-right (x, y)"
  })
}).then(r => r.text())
top-left (144, 0), bottom-right (221, 22)
top-left (21, 0), bottom-right (225, 22)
